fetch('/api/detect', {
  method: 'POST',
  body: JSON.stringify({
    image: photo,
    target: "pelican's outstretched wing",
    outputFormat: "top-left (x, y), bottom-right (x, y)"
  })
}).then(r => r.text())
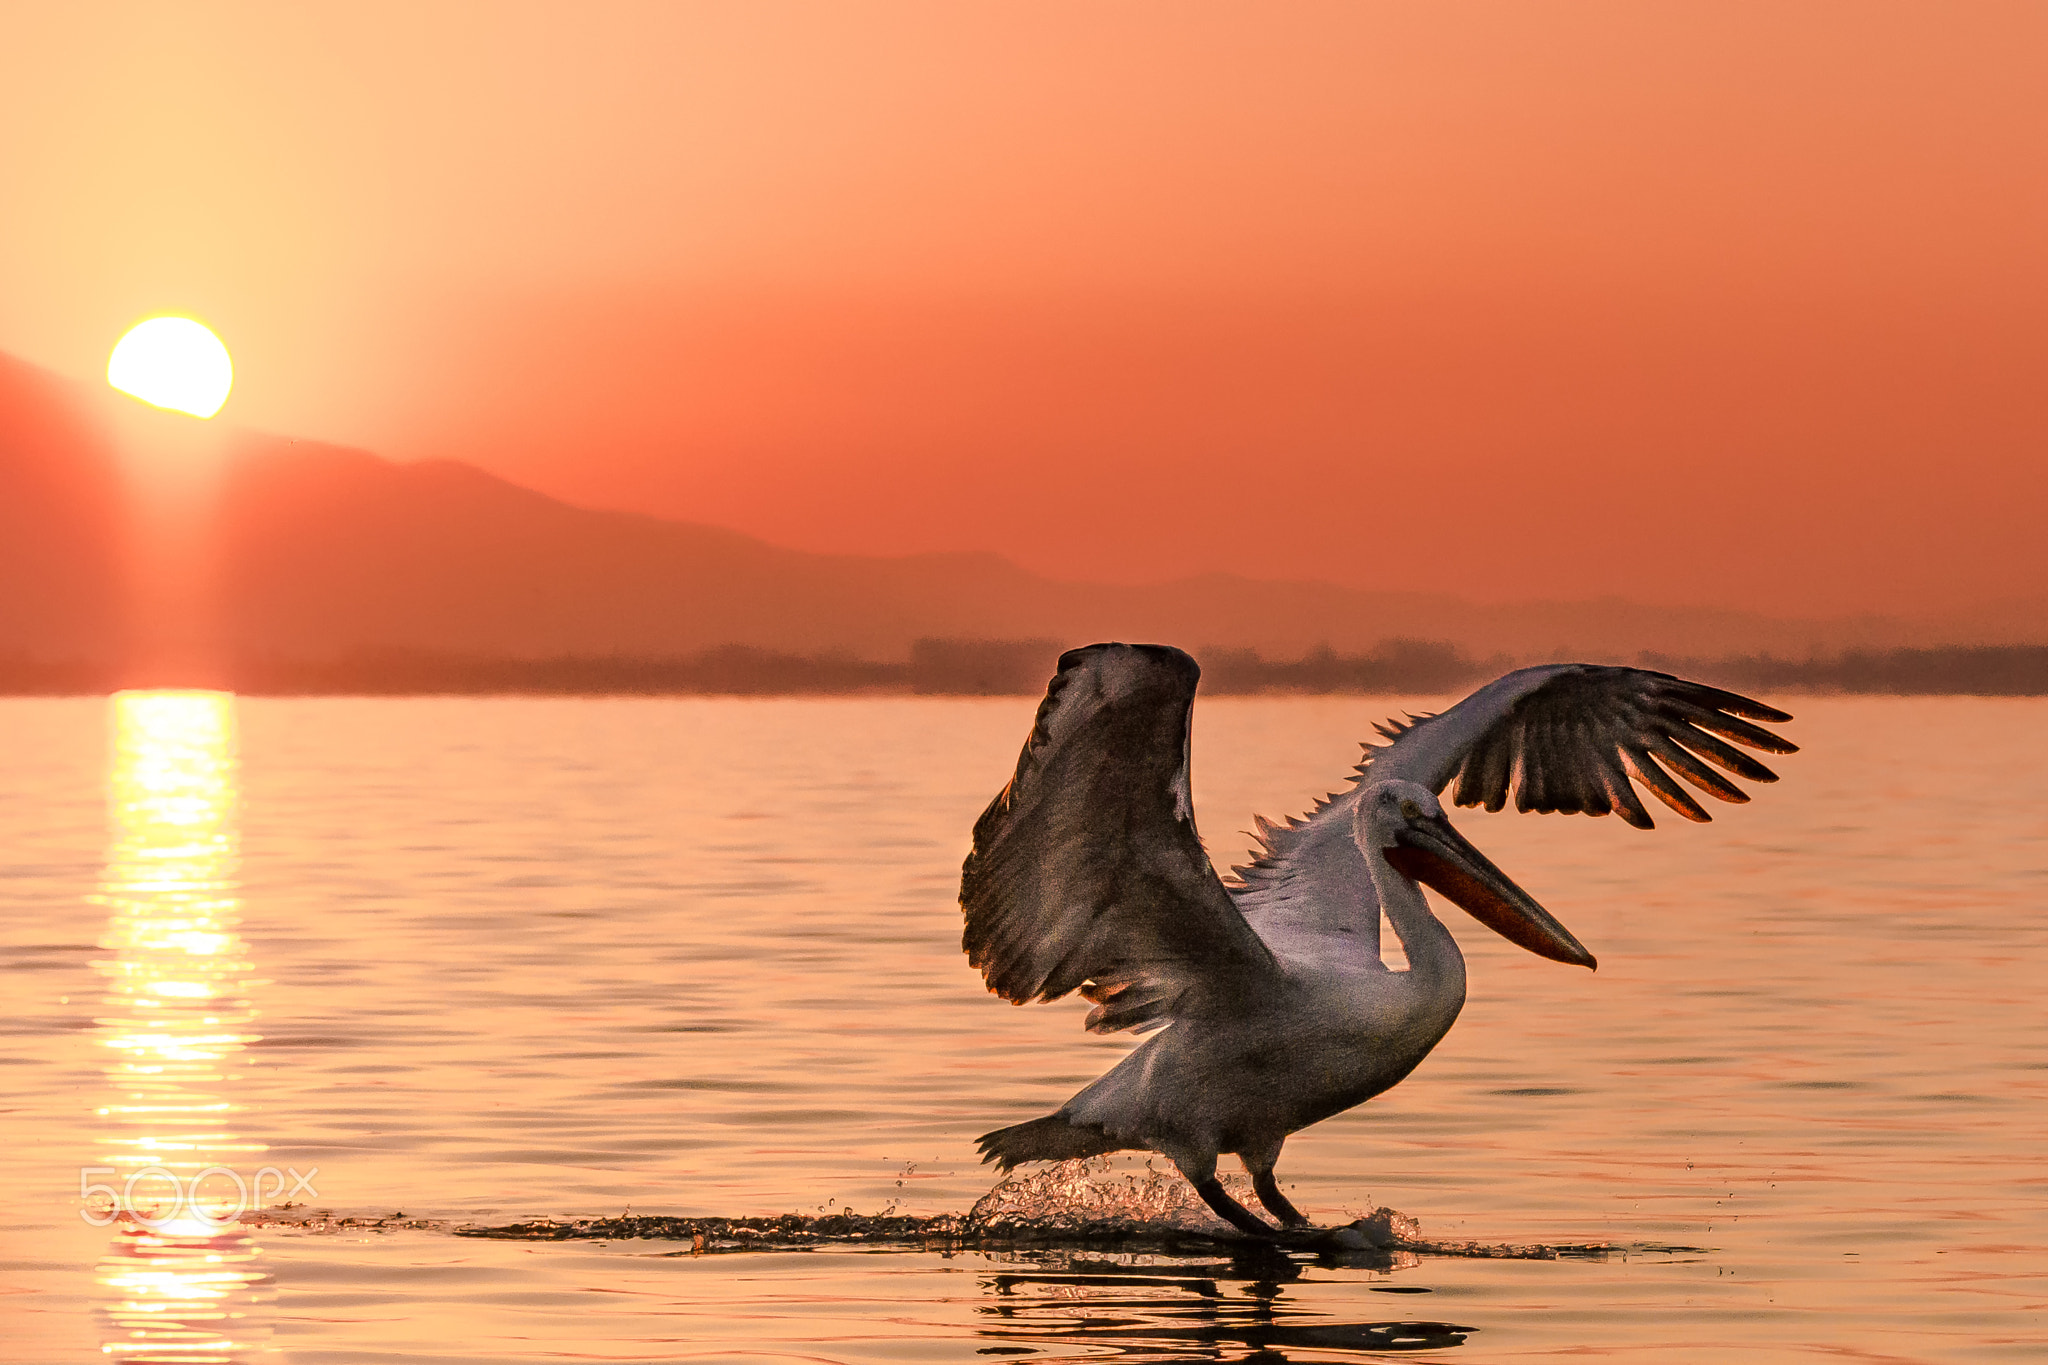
top-left (1371, 664), bottom-right (1798, 828)
top-left (961, 643), bottom-right (1284, 1034)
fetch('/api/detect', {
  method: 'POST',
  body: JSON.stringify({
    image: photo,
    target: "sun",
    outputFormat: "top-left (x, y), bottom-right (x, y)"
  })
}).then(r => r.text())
top-left (107, 317), bottom-right (234, 419)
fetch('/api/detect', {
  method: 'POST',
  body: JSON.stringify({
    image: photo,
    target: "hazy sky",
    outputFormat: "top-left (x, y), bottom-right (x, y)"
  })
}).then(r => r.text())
top-left (3, 2), bottom-right (2044, 615)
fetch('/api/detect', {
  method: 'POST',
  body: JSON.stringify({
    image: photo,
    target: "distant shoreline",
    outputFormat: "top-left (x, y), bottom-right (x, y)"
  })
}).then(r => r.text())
top-left (3, 639), bottom-right (2044, 698)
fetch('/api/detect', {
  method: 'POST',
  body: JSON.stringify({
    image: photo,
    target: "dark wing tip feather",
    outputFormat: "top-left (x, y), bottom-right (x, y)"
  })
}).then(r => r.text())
top-left (1435, 664), bottom-right (1796, 829)
top-left (1623, 745), bottom-right (1713, 822)
top-left (1599, 762), bottom-right (1657, 829)
top-left (1642, 732), bottom-right (1749, 804)
top-left (1676, 704), bottom-right (1801, 756)
top-left (1683, 683), bottom-right (1794, 725)
top-left (1670, 722), bottom-right (1781, 783)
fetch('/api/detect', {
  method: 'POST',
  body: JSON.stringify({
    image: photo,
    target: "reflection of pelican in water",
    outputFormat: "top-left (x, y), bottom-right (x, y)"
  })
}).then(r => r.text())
top-left (962, 645), bottom-right (1796, 1236)
top-left (978, 1248), bottom-right (1473, 1355)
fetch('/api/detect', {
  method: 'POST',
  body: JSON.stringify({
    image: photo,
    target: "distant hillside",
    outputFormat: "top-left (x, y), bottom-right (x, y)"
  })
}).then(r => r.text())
top-left (208, 435), bottom-right (2043, 662)
top-left (2, 346), bottom-right (2042, 685)
top-left (0, 352), bottom-right (125, 658)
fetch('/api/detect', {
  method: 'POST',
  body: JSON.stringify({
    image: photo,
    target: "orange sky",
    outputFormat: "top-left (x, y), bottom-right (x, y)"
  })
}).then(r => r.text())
top-left (3, 2), bottom-right (2044, 618)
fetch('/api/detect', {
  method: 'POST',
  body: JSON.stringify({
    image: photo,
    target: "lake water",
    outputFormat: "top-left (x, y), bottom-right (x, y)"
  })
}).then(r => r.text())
top-left (1, 692), bottom-right (2044, 1363)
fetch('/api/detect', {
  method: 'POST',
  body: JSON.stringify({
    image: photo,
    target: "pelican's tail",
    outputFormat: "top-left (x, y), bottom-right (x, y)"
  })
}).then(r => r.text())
top-left (977, 1112), bottom-right (1127, 1171)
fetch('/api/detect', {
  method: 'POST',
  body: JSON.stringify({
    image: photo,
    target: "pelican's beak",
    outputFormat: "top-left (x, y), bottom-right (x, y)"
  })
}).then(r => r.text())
top-left (1387, 814), bottom-right (1597, 970)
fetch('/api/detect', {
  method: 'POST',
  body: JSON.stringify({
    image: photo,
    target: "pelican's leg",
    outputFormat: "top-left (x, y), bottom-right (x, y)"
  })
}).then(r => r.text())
top-left (1240, 1140), bottom-right (1311, 1230)
top-left (1171, 1151), bottom-right (1275, 1238)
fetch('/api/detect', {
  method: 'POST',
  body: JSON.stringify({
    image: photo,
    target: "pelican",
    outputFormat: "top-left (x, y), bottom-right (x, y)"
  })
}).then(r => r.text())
top-left (959, 643), bottom-right (1796, 1236)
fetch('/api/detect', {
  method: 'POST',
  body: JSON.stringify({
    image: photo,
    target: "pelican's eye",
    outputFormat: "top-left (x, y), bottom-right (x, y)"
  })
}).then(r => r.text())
top-left (1399, 798), bottom-right (1422, 821)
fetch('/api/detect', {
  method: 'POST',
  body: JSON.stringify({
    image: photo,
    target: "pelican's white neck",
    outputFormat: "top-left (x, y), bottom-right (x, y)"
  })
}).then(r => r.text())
top-left (1356, 802), bottom-right (1466, 988)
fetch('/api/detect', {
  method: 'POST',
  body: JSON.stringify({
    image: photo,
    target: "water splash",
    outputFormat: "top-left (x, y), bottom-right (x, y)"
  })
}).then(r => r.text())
top-left (248, 1159), bottom-right (1612, 1260)
top-left (963, 1156), bottom-right (1252, 1236)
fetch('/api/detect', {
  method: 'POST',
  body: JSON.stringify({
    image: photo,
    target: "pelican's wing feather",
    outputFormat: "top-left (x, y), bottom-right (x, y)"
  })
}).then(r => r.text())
top-left (961, 643), bottom-right (1284, 1034)
top-left (1368, 664), bottom-right (1797, 828)
top-left (1228, 786), bottom-right (1381, 959)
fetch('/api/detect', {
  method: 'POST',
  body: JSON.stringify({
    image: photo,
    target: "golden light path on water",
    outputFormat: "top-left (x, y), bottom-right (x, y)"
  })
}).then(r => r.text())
top-left (92, 691), bottom-right (275, 1362)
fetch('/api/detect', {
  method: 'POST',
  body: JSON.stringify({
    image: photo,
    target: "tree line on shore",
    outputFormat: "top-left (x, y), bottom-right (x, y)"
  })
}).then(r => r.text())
top-left (2, 638), bottom-right (2044, 697)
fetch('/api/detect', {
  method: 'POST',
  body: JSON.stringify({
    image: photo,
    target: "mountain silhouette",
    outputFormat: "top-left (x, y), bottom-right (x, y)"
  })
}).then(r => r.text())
top-left (0, 351), bottom-right (126, 659)
top-left (2, 347), bottom-right (2041, 682)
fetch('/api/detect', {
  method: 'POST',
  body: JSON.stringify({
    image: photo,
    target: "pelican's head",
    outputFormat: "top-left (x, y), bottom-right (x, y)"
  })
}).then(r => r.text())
top-left (1358, 779), bottom-right (1597, 970)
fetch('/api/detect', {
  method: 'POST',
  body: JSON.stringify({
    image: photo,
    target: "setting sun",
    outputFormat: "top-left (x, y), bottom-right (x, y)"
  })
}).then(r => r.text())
top-left (107, 317), bottom-right (234, 419)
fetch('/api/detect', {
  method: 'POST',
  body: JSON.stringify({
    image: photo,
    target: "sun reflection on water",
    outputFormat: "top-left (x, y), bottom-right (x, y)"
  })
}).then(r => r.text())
top-left (93, 691), bottom-right (275, 1363)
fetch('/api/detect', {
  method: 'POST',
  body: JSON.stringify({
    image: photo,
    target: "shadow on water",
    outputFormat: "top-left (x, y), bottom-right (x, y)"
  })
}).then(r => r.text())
top-left (973, 1245), bottom-right (1474, 1358)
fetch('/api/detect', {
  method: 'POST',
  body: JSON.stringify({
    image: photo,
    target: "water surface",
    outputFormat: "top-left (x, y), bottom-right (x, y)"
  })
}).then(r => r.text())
top-left (2, 694), bottom-right (2044, 1361)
